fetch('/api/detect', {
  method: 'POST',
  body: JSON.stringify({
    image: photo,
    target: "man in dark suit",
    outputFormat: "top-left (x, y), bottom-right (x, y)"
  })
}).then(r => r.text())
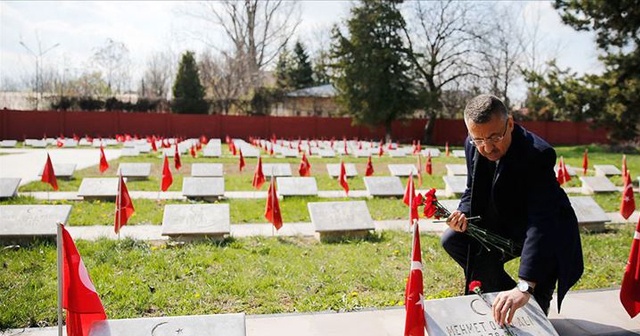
top-left (442, 94), bottom-right (584, 326)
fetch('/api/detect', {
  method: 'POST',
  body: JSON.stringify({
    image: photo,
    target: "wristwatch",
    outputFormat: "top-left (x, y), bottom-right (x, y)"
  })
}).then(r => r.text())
top-left (517, 280), bottom-right (535, 295)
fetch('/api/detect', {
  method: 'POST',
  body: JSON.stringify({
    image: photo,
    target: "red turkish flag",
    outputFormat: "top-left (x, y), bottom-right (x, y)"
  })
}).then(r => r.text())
top-left (403, 172), bottom-right (416, 207)
top-left (174, 144), bottom-right (182, 170)
top-left (114, 175), bottom-right (134, 234)
top-left (252, 156), bottom-right (266, 189)
top-left (425, 152), bottom-right (432, 175)
top-left (61, 224), bottom-right (107, 336)
top-left (150, 137), bottom-right (157, 152)
top-left (239, 149), bottom-right (245, 171)
top-left (620, 216), bottom-right (640, 318)
top-left (41, 153), bottom-right (58, 191)
top-left (620, 171), bottom-right (636, 220)
top-left (264, 177), bottom-right (283, 230)
top-left (622, 155), bottom-right (628, 181)
top-left (582, 148), bottom-right (588, 175)
top-left (339, 160), bottom-right (349, 195)
top-left (190, 145), bottom-right (196, 158)
top-left (556, 156), bottom-right (571, 185)
top-left (57, 138), bottom-right (64, 148)
top-left (365, 156), bottom-right (374, 176)
top-left (99, 145), bottom-right (109, 173)
top-left (415, 140), bottom-right (421, 154)
top-left (298, 152), bottom-right (311, 176)
top-left (200, 135), bottom-right (208, 145)
top-left (378, 142), bottom-right (384, 157)
top-left (230, 141), bottom-right (237, 156)
top-left (445, 142), bottom-right (449, 157)
top-left (161, 155), bottom-right (173, 192)
top-left (404, 222), bottom-right (426, 336)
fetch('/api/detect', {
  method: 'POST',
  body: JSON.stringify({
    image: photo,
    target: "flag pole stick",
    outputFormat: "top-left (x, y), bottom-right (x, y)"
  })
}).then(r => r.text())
top-left (56, 222), bottom-right (64, 336)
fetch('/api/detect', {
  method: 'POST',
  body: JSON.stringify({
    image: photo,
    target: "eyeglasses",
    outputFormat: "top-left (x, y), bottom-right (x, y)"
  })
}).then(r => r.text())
top-left (469, 119), bottom-right (509, 147)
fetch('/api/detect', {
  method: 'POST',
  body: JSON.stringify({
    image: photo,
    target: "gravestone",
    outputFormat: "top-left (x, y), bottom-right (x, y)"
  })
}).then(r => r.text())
top-left (421, 148), bottom-right (441, 157)
top-left (117, 163), bottom-right (152, 180)
top-left (0, 205), bottom-right (72, 242)
top-left (78, 138), bottom-right (92, 146)
top-left (0, 178), bottom-right (21, 199)
top-left (162, 204), bottom-right (230, 241)
top-left (280, 148), bottom-right (299, 158)
top-left (317, 149), bottom-right (336, 157)
top-left (308, 201), bottom-right (375, 241)
top-left (363, 176), bottom-right (404, 197)
top-left (37, 163), bottom-right (77, 179)
top-left (191, 163), bottom-right (224, 177)
top-left (446, 164), bottom-right (468, 176)
top-left (120, 147), bottom-right (140, 156)
top-left (452, 150), bottom-right (466, 158)
top-left (203, 145), bottom-right (222, 157)
top-left (277, 177), bottom-right (318, 197)
top-left (388, 164), bottom-right (418, 177)
top-left (443, 176), bottom-right (467, 197)
top-left (262, 163), bottom-right (292, 177)
top-left (63, 139), bottom-right (78, 147)
top-left (438, 199), bottom-right (460, 214)
top-left (182, 177), bottom-right (225, 201)
top-left (569, 196), bottom-right (610, 232)
top-left (77, 178), bottom-right (120, 201)
top-left (353, 149), bottom-right (371, 158)
top-left (239, 146), bottom-right (260, 158)
top-left (134, 143), bottom-right (151, 153)
top-left (594, 164), bottom-right (622, 177)
top-left (162, 148), bottom-right (175, 157)
top-left (31, 140), bottom-right (47, 148)
top-left (326, 163), bottom-right (358, 178)
top-left (90, 313), bottom-right (246, 336)
top-left (0, 140), bottom-right (17, 147)
top-left (425, 292), bottom-right (558, 336)
top-left (387, 149), bottom-right (406, 158)
top-left (579, 176), bottom-right (617, 194)
top-left (123, 140), bottom-right (136, 147)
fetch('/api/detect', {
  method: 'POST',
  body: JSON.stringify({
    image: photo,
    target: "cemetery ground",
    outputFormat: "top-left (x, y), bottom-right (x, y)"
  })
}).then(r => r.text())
top-left (0, 143), bottom-right (638, 331)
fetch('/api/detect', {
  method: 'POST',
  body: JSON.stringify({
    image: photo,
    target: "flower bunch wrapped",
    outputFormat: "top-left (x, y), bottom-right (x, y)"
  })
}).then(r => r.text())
top-left (423, 188), bottom-right (522, 259)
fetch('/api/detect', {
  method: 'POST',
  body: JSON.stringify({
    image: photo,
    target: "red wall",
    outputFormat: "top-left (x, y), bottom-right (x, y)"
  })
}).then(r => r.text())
top-left (0, 109), bottom-right (609, 145)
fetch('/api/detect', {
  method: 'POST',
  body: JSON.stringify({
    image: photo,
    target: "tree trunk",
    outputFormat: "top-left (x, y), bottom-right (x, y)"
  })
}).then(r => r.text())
top-left (423, 111), bottom-right (436, 145)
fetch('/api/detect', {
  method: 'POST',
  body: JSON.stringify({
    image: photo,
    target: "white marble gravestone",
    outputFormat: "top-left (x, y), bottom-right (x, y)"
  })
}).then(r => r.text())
top-left (37, 163), bottom-right (77, 179)
top-left (90, 313), bottom-right (246, 336)
top-left (120, 147), bottom-right (140, 156)
top-left (317, 149), bottom-right (336, 157)
top-left (280, 148), bottom-right (299, 158)
top-left (425, 292), bottom-right (558, 336)
top-left (443, 176), bottom-right (467, 197)
top-left (239, 146), bottom-right (260, 158)
top-left (77, 178), bottom-right (120, 201)
top-left (579, 176), bottom-right (618, 194)
top-left (387, 149), bottom-right (406, 158)
top-left (421, 148), bottom-right (441, 157)
top-left (569, 196), bottom-right (611, 232)
top-left (308, 201), bottom-right (375, 241)
top-left (594, 164), bottom-right (622, 177)
top-left (182, 177), bottom-right (225, 201)
top-left (203, 145), bottom-right (222, 157)
top-left (191, 163), bottom-right (224, 177)
top-left (555, 164), bottom-right (577, 177)
top-left (452, 150), bottom-right (466, 158)
top-left (388, 164), bottom-right (418, 177)
top-left (277, 177), bottom-right (318, 197)
top-left (162, 204), bottom-right (230, 241)
top-left (117, 163), bottom-right (152, 180)
top-left (446, 164), bottom-right (468, 176)
top-left (353, 149), bottom-right (371, 158)
top-left (0, 178), bottom-right (21, 199)
top-left (31, 140), bottom-right (47, 148)
top-left (363, 176), bottom-right (404, 197)
top-left (0, 205), bottom-right (72, 239)
top-left (0, 140), bottom-right (17, 147)
top-left (326, 163), bottom-right (358, 178)
top-left (262, 163), bottom-right (293, 177)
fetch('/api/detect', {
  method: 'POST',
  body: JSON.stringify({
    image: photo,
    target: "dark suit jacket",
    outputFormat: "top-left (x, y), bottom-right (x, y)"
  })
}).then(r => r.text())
top-left (458, 123), bottom-right (584, 310)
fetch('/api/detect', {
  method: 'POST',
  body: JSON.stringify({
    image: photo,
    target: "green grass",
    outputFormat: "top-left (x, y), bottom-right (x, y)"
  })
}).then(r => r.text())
top-left (0, 223), bottom-right (634, 330)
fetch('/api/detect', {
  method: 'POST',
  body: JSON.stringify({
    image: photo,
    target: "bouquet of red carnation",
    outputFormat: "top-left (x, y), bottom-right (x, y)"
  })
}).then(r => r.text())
top-left (423, 188), bottom-right (522, 258)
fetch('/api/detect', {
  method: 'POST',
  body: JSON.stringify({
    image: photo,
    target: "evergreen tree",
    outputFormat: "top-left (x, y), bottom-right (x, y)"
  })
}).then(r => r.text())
top-left (275, 48), bottom-right (292, 90)
top-left (331, 0), bottom-right (418, 141)
top-left (171, 51), bottom-right (208, 114)
top-left (289, 41), bottom-right (314, 89)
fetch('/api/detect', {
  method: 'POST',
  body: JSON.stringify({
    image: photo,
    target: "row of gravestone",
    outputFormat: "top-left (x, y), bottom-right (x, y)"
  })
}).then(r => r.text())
top-left (0, 195), bottom-right (612, 243)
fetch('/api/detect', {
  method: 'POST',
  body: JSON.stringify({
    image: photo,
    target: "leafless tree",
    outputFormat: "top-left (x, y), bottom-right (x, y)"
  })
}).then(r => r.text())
top-left (92, 38), bottom-right (131, 95)
top-left (403, 0), bottom-right (482, 143)
top-left (199, 50), bottom-right (248, 115)
top-left (474, 3), bottom-right (527, 109)
top-left (185, 0), bottom-right (301, 92)
top-left (142, 51), bottom-right (175, 99)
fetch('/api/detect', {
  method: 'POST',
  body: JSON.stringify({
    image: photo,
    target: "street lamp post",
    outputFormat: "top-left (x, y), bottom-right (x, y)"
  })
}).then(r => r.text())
top-left (19, 40), bottom-right (60, 110)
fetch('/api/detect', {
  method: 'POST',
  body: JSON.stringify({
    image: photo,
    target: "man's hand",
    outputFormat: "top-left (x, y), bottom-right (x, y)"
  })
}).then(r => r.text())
top-left (446, 210), bottom-right (467, 232)
top-left (492, 288), bottom-right (531, 326)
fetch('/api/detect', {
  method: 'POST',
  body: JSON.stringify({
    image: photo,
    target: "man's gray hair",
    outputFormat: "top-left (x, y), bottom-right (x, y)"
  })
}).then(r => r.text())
top-left (463, 94), bottom-right (508, 124)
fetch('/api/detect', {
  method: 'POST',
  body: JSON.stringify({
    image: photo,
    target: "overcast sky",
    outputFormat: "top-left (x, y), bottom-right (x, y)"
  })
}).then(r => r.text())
top-left (0, 1), bottom-right (603, 96)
